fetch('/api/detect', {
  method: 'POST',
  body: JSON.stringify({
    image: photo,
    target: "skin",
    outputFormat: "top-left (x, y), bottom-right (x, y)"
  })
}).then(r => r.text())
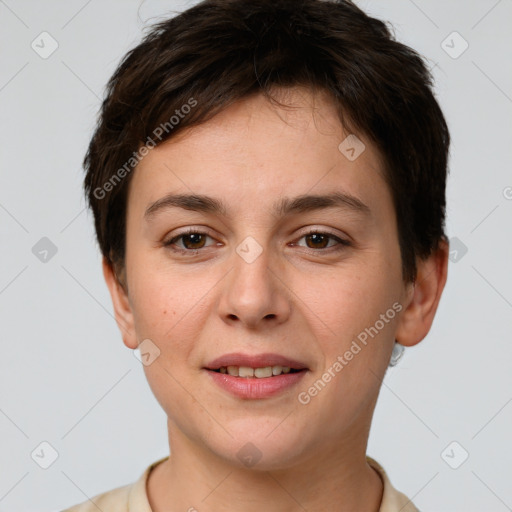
top-left (103, 86), bottom-right (448, 512)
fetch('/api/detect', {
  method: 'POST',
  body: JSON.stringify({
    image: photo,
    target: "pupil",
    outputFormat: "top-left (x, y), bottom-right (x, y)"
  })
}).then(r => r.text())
top-left (308, 233), bottom-right (327, 248)
top-left (185, 234), bottom-right (204, 249)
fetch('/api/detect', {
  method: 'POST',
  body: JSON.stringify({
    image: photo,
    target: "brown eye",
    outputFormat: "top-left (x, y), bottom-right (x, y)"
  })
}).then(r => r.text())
top-left (294, 230), bottom-right (351, 252)
top-left (180, 233), bottom-right (207, 250)
top-left (304, 233), bottom-right (330, 249)
top-left (164, 231), bottom-right (214, 252)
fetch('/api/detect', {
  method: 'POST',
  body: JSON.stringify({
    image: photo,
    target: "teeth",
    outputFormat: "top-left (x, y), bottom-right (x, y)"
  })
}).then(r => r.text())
top-left (254, 367), bottom-right (273, 378)
top-left (239, 366), bottom-right (254, 378)
top-left (218, 365), bottom-right (296, 377)
top-left (227, 365), bottom-right (239, 376)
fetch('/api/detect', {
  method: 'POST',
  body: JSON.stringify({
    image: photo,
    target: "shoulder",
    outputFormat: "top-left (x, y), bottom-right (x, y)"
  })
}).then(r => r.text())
top-left (61, 456), bottom-right (169, 512)
top-left (366, 456), bottom-right (419, 512)
top-left (61, 483), bottom-right (131, 512)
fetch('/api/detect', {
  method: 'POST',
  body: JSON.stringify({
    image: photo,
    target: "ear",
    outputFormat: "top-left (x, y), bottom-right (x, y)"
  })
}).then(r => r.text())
top-left (395, 238), bottom-right (449, 347)
top-left (102, 257), bottom-right (138, 350)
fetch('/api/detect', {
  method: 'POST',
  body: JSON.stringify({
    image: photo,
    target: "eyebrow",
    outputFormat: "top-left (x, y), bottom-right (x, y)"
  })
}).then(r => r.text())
top-left (144, 191), bottom-right (371, 221)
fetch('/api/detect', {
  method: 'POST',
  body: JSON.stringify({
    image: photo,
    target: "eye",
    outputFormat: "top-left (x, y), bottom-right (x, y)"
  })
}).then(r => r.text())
top-left (163, 228), bottom-right (351, 256)
top-left (293, 230), bottom-right (351, 251)
top-left (163, 229), bottom-right (218, 253)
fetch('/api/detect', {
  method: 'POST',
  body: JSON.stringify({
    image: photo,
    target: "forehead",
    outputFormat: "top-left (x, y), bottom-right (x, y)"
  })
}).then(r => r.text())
top-left (128, 88), bottom-right (390, 221)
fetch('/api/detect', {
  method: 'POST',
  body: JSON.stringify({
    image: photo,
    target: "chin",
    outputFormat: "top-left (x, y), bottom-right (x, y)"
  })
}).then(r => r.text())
top-left (205, 421), bottom-right (311, 471)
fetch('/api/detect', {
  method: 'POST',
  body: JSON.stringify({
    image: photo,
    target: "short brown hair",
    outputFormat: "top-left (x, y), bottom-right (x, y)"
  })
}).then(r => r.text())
top-left (83, 0), bottom-right (450, 287)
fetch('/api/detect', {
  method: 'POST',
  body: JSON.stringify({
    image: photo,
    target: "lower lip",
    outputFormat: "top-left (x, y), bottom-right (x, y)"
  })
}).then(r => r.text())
top-left (205, 369), bottom-right (307, 399)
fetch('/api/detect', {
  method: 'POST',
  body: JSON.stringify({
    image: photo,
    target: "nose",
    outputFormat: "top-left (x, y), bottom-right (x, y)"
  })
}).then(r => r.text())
top-left (217, 238), bottom-right (291, 329)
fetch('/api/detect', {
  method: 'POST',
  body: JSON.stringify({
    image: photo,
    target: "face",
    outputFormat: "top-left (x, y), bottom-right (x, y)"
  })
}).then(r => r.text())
top-left (112, 87), bottom-right (417, 470)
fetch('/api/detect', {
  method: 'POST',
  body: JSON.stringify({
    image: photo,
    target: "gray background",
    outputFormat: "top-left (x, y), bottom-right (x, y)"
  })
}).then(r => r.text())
top-left (0, 0), bottom-right (511, 510)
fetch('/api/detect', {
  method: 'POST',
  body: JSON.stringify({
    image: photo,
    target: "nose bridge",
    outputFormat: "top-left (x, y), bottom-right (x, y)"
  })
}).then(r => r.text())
top-left (219, 234), bottom-right (290, 327)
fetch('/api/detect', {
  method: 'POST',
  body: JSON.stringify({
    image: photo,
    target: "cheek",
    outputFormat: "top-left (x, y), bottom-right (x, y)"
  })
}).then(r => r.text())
top-left (127, 261), bottom-right (212, 370)
top-left (304, 264), bottom-right (401, 402)
top-left (311, 266), bottom-right (399, 336)
top-left (129, 270), bottom-right (203, 416)
top-left (129, 278), bottom-right (174, 337)
top-left (126, 247), bottom-right (192, 333)
top-left (302, 272), bottom-right (399, 424)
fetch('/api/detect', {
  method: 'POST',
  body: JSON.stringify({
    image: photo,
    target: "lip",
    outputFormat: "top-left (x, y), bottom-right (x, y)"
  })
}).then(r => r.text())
top-left (204, 352), bottom-right (308, 370)
top-left (205, 369), bottom-right (308, 399)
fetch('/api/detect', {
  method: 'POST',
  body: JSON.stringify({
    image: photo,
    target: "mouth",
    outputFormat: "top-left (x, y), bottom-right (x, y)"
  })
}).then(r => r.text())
top-left (208, 366), bottom-right (305, 378)
top-left (203, 352), bottom-right (309, 376)
top-left (203, 353), bottom-right (309, 399)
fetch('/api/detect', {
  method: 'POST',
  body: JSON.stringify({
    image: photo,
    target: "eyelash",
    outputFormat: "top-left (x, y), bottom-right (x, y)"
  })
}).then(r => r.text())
top-left (162, 227), bottom-right (352, 255)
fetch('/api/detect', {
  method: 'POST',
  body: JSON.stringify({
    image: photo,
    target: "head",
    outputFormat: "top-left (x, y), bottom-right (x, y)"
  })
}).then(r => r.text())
top-left (85, 0), bottom-right (449, 469)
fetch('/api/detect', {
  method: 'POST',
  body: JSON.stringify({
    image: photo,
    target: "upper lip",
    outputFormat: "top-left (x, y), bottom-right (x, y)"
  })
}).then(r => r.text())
top-left (204, 352), bottom-right (308, 370)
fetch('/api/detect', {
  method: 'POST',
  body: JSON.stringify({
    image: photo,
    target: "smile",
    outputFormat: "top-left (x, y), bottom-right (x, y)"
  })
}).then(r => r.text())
top-left (212, 365), bottom-right (303, 378)
top-left (205, 367), bottom-right (307, 399)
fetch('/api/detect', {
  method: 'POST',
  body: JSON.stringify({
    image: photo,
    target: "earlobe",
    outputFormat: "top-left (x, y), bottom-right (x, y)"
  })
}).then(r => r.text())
top-left (102, 257), bottom-right (138, 350)
top-left (395, 238), bottom-right (449, 347)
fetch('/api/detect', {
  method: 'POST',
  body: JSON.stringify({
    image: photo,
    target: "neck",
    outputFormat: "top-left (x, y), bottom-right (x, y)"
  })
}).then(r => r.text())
top-left (147, 421), bottom-right (383, 512)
